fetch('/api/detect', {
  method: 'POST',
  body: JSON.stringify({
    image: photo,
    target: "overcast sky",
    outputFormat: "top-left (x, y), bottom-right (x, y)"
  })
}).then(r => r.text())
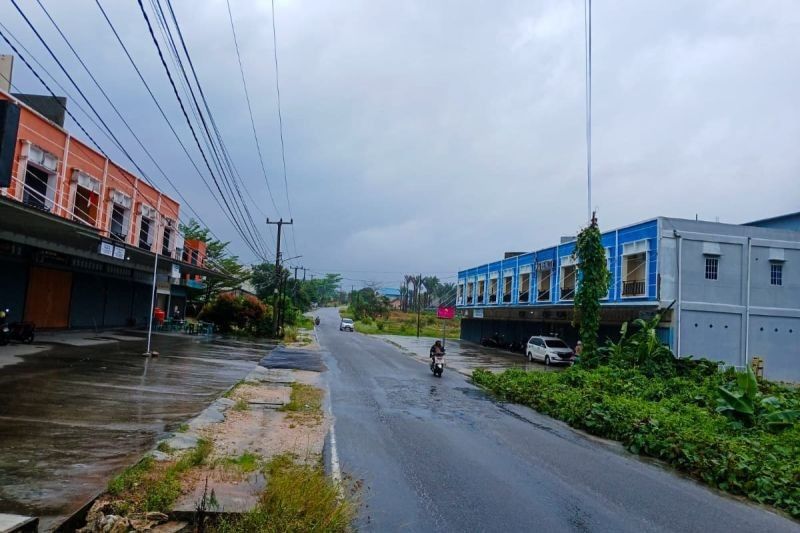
top-left (2, 0), bottom-right (798, 289)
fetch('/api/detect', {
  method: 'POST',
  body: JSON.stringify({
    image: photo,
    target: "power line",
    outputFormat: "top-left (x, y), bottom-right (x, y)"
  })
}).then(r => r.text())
top-left (93, 0), bottom-right (267, 261)
top-left (269, 0), bottom-right (298, 257)
top-left (148, 0), bottom-right (270, 260)
top-left (584, 0), bottom-right (592, 222)
top-left (28, 0), bottom-right (227, 249)
top-left (134, 0), bottom-right (266, 259)
top-left (155, 0), bottom-right (273, 259)
top-left (0, 39), bottom-right (242, 280)
top-left (223, 0), bottom-right (281, 216)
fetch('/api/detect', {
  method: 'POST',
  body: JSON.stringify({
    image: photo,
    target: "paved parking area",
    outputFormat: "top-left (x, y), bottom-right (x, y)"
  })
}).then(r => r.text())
top-left (376, 335), bottom-right (565, 377)
top-left (0, 332), bottom-right (274, 530)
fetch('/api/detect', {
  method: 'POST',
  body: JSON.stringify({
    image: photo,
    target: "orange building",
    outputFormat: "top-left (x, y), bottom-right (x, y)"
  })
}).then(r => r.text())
top-left (0, 86), bottom-right (211, 328)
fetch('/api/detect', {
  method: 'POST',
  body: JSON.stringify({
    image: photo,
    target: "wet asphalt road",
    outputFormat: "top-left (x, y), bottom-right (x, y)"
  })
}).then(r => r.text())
top-left (0, 333), bottom-right (273, 530)
top-left (316, 308), bottom-right (799, 533)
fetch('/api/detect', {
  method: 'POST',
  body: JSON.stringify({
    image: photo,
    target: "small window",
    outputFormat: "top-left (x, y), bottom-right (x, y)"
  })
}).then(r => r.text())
top-left (705, 257), bottom-right (718, 280)
top-left (161, 227), bottom-right (172, 256)
top-left (770, 263), bottom-right (783, 286)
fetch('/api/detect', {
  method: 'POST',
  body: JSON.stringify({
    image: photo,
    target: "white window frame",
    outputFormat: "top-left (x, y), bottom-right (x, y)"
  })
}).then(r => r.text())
top-left (621, 240), bottom-right (649, 298)
top-left (602, 248), bottom-right (611, 300)
top-left (518, 270), bottom-right (532, 303)
top-left (770, 262), bottom-right (783, 286)
top-left (536, 263), bottom-right (552, 302)
top-left (70, 170), bottom-right (101, 227)
top-left (704, 256), bottom-right (719, 281)
top-left (502, 269), bottom-right (513, 304)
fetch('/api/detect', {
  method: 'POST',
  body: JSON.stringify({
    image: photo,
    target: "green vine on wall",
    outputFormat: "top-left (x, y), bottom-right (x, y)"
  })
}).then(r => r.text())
top-left (574, 214), bottom-right (610, 365)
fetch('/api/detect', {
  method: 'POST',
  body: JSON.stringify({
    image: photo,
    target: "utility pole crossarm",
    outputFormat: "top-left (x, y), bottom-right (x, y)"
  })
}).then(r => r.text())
top-left (267, 218), bottom-right (293, 336)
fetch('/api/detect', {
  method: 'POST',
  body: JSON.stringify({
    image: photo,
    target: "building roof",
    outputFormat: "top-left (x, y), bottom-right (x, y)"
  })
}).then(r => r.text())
top-left (744, 211), bottom-right (800, 231)
top-left (378, 287), bottom-right (401, 298)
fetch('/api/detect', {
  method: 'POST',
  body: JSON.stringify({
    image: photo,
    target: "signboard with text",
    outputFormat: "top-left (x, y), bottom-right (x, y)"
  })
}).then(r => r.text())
top-left (98, 241), bottom-right (114, 257)
top-left (437, 306), bottom-right (455, 319)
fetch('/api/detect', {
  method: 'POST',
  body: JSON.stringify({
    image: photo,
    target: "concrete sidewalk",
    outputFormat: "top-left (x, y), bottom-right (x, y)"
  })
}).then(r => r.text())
top-left (376, 335), bottom-right (564, 377)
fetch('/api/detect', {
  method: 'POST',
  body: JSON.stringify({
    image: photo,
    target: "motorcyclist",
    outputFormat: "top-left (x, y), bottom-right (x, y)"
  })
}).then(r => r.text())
top-left (430, 340), bottom-right (445, 372)
top-left (315, 316), bottom-right (320, 326)
top-left (430, 340), bottom-right (445, 358)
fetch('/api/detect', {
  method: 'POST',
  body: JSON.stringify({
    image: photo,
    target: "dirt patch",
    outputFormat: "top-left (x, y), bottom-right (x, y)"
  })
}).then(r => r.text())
top-left (171, 369), bottom-right (329, 514)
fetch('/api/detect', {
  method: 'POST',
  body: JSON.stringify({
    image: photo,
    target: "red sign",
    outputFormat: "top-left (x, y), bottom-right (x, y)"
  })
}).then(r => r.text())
top-left (437, 306), bottom-right (456, 319)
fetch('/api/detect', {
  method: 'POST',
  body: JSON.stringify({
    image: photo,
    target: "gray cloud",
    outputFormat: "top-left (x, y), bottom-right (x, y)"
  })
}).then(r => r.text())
top-left (2, 0), bottom-right (798, 288)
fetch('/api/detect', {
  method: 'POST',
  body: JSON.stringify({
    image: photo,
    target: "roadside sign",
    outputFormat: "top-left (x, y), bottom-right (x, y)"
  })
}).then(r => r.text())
top-left (437, 306), bottom-right (455, 319)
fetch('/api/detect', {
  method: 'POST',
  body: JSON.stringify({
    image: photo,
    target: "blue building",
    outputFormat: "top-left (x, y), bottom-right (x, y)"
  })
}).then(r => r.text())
top-left (457, 213), bottom-right (800, 382)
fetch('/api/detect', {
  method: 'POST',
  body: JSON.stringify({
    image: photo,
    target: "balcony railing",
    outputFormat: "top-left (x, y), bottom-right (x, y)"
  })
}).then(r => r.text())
top-left (518, 291), bottom-right (529, 303)
top-left (622, 280), bottom-right (646, 297)
top-left (489, 293), bottom-right (497, 303)
top-left (560, 286), bottom-right (575, 300)
top-left (502, 293), bottom-right (511, 303)
top-left (537, 289), bottom-right (551, 302)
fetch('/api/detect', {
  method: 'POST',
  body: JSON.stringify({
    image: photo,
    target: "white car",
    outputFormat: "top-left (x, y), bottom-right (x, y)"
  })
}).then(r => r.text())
top-left (526, 336), bottom-right (575, 365)
top-left (339, 318), bottom-right (355, 332)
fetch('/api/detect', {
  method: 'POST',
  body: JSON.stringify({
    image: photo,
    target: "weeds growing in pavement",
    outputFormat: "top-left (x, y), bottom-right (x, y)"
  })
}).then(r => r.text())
top-left (280, 383), bottom-right (323, 425)
top-left (213, 454), bottom-right (354, 532)
top-left (233, 397), bottom-right (250, 412)
top-left (106, 438), bottom-right (214, 514)
top-left (220, 452), bottom-right (261, 474)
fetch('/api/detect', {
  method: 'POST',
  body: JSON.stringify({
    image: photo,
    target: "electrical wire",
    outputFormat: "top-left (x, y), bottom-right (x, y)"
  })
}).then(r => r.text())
top-left (223, 0), bottom-right (281, 216)
top-left (134, 0), bottom-right (266, 259)
top-left (94, 0), bottom-right (267, 261)
top-left (30, 0), bottom-right (229, 250)
top-left (153, 0), bottom-right (273, 258)
top-left (269, 0), bottom-right (298, 258)
top-left (147, 0), bottom-right (270, 261)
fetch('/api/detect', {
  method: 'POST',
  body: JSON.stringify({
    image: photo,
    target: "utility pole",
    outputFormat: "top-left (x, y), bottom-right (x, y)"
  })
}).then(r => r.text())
top-left (416, 273), bottom-right (422, 338)
top-left (267, 218), bottom-right (293, 336)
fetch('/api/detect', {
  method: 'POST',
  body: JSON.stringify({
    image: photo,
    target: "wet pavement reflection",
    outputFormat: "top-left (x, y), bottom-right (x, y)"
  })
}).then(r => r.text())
top-left (378, 335), bottom-right (567, 376)
top-left (0, 333), bottom-right (275, 531)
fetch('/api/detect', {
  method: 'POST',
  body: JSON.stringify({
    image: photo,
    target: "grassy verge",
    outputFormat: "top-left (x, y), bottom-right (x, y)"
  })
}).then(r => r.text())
top-left (345, 310), bottom-right (460, 338)
top-left (473, 365), bottom-right (800, 518)
top-left (280, 383), bottom-right (323, 425)
top-left (223, 379), bottom-right (255, 399)
top-left (213, 454), bottom-right (353, 533)
top-left (107, 438), bottom-right (213, 514)
top-left (219, 451), bottom-right (261, 474)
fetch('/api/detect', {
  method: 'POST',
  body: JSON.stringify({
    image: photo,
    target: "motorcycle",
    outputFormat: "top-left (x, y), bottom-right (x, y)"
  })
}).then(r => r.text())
top-left (430, 352), bottom-right (445, 377)
top-left (0, 309), bottom-right (35, 346)
top-left (507, 339), bottom-right (526, 354)
top-left (481, 333), bottom-right (510, 349)
top-left (314, 316), bottom-right (320, 326)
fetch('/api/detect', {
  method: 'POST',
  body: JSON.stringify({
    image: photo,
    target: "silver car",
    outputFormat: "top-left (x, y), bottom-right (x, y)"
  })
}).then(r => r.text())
top-left (526, 336), bottom-right (575, 365)
top-left (339, 318), bottom-right (355, 332)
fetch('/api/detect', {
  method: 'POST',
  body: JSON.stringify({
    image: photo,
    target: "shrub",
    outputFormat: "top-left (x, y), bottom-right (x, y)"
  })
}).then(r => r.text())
top-left (200, 293), bottom-right (270, 334)
top-left (473, 366), bottom-right (800, 518)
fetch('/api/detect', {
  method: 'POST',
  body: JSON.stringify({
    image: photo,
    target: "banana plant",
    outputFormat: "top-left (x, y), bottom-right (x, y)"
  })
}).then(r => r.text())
top-left (716, 367), bottom-right (800, 430)
top-left (716, 367), bottom-right (758, 425)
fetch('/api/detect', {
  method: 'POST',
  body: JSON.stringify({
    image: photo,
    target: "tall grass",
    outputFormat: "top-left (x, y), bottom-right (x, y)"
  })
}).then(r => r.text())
top-left (214, 454), bottom-right (353, 532)
top-left (106, 438), bottom-right (213, 514)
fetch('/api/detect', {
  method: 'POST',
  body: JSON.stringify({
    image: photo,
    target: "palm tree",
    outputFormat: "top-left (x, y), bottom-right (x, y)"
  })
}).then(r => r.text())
top-left (404, 275), bottom-right (416, 312)
top-left (437, 282), bottom-right (456, 307)
top-left (422, 276), bottom-right (440, 307)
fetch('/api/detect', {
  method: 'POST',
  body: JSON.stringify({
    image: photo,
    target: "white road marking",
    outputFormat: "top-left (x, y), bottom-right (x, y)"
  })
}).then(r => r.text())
top-left (329, 410), bottom-right (342, 485)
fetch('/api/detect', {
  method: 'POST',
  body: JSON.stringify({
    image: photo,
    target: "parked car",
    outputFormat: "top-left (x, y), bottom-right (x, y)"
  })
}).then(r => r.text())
top-left (339, 318), bottom-right (355, 332)
top-left (526, 336), bottom-right (575, 365)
